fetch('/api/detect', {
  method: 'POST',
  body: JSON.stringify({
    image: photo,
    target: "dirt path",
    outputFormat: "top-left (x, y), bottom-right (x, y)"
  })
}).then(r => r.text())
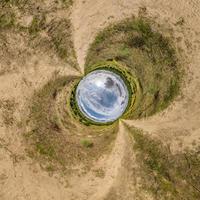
top-left (56, 122), bottom-right (133, 200)
top-left (1, 0), bottom-right (200, 199)
top-left (87, 122), bottom-right (133, 200)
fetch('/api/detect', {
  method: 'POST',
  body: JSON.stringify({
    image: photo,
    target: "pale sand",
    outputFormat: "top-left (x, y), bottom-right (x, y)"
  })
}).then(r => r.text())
top-left (1, 0), bottom-right (200, 199)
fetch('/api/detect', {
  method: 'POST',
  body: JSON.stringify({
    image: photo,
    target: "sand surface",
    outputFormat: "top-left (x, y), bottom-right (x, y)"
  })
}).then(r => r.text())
top-left (1, 0), bottom-right (200, 199)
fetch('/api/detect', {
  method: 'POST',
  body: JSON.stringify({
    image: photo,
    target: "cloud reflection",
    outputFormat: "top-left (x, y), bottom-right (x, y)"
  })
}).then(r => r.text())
top-left (76, 70), bottom-right (129, 123)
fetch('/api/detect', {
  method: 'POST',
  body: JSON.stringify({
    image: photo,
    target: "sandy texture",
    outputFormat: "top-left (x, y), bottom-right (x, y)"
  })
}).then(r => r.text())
top-left (1, 0), bottom-right (200, 199)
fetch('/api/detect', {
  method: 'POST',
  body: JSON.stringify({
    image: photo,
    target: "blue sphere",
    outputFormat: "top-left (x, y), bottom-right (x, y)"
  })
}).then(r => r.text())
top-left (76, 70), bottom-right (129, 123)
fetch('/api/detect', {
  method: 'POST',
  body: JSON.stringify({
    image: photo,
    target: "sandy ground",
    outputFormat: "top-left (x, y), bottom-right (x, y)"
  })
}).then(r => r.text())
top-left (1, 0), bottom-right (200, 199)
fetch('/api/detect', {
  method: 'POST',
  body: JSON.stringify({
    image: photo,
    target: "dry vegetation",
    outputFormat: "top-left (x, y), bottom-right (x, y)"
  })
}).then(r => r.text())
top-left (0, 0), bottom-right (199, 199)
top-left (24, 75), bottom-right (118, 173)
top-left (0, 0), bottom-right (77, 76)
top-left (85, 17), bottom-right (182, 119)
top-left (0, 99), bottom-right (17, 127)
top-left (126, 125), bottom-right (200, 200)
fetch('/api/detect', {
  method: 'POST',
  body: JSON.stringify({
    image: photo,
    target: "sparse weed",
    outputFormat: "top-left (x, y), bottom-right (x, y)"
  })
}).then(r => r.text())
top-left (0, 12), bottom-right (15, 29)
top-left (80, 139), bottom-right (94, 148)
top-left (28, 15), bottom-right (46, 35)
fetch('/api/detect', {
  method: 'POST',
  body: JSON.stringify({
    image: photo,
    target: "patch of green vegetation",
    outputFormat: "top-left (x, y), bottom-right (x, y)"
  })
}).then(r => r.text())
top-left (69, 80), bottom-right (91, 126)
top-left (36, 143), bottom-right (55, 158)
top-left (45, 164), bottom-right (55, 173)
top-left (28, 15), bottom-right (46, 36)
top-left (85, 17), bottom-right (182, 119)
top-left (25, 75), bottom-right (118, 172)
top-left (80, 139), bottom-right (94, 148)
top-left (0, 0), bottom-right (71, 13)
top-left (175, 17), bottom-right (185, 26)
top-left (25, 76), bottom-right (77, 167)
top-left (0, 11), bottom-right (15, 29)
top-left (0, 0), bottom-right (78, 71)
top-left (93, 168), bottom-right (105, 178)
top-left (0, 99), bottom-right (16, 127)
top-left (0, 0), bottom-right (27, 5)
top-left (47, 19), bottom-right (78, 69)
top-left (0, 0), bottom-right (29, 16)
top-left (126, 125), bottom-right (200, 200)
top-left (60, 0), bottom-right (73, 8)
top-left (27, 17), bottom-right (78, 70)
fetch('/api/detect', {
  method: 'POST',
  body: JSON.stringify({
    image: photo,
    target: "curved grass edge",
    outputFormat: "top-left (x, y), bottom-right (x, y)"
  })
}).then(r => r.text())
top-left (85, 61), bottom-right (142, 120)
top-left (69, 77), bottom-right (119, 126)
top-left (69, 60), bottom-right (142, 126)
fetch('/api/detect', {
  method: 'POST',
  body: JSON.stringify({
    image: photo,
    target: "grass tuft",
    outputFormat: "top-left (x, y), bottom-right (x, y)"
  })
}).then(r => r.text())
top-left (0, 12), bottom-right (15, 29)
top-left (28, 15), bottom-right (46, 36)
top-left (80, 139), bottom-right (94, 148)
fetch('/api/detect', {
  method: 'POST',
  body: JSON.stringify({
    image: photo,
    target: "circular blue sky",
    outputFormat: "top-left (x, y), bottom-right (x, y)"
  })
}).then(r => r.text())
top-left (76, 70), bottom-right (129, 123)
